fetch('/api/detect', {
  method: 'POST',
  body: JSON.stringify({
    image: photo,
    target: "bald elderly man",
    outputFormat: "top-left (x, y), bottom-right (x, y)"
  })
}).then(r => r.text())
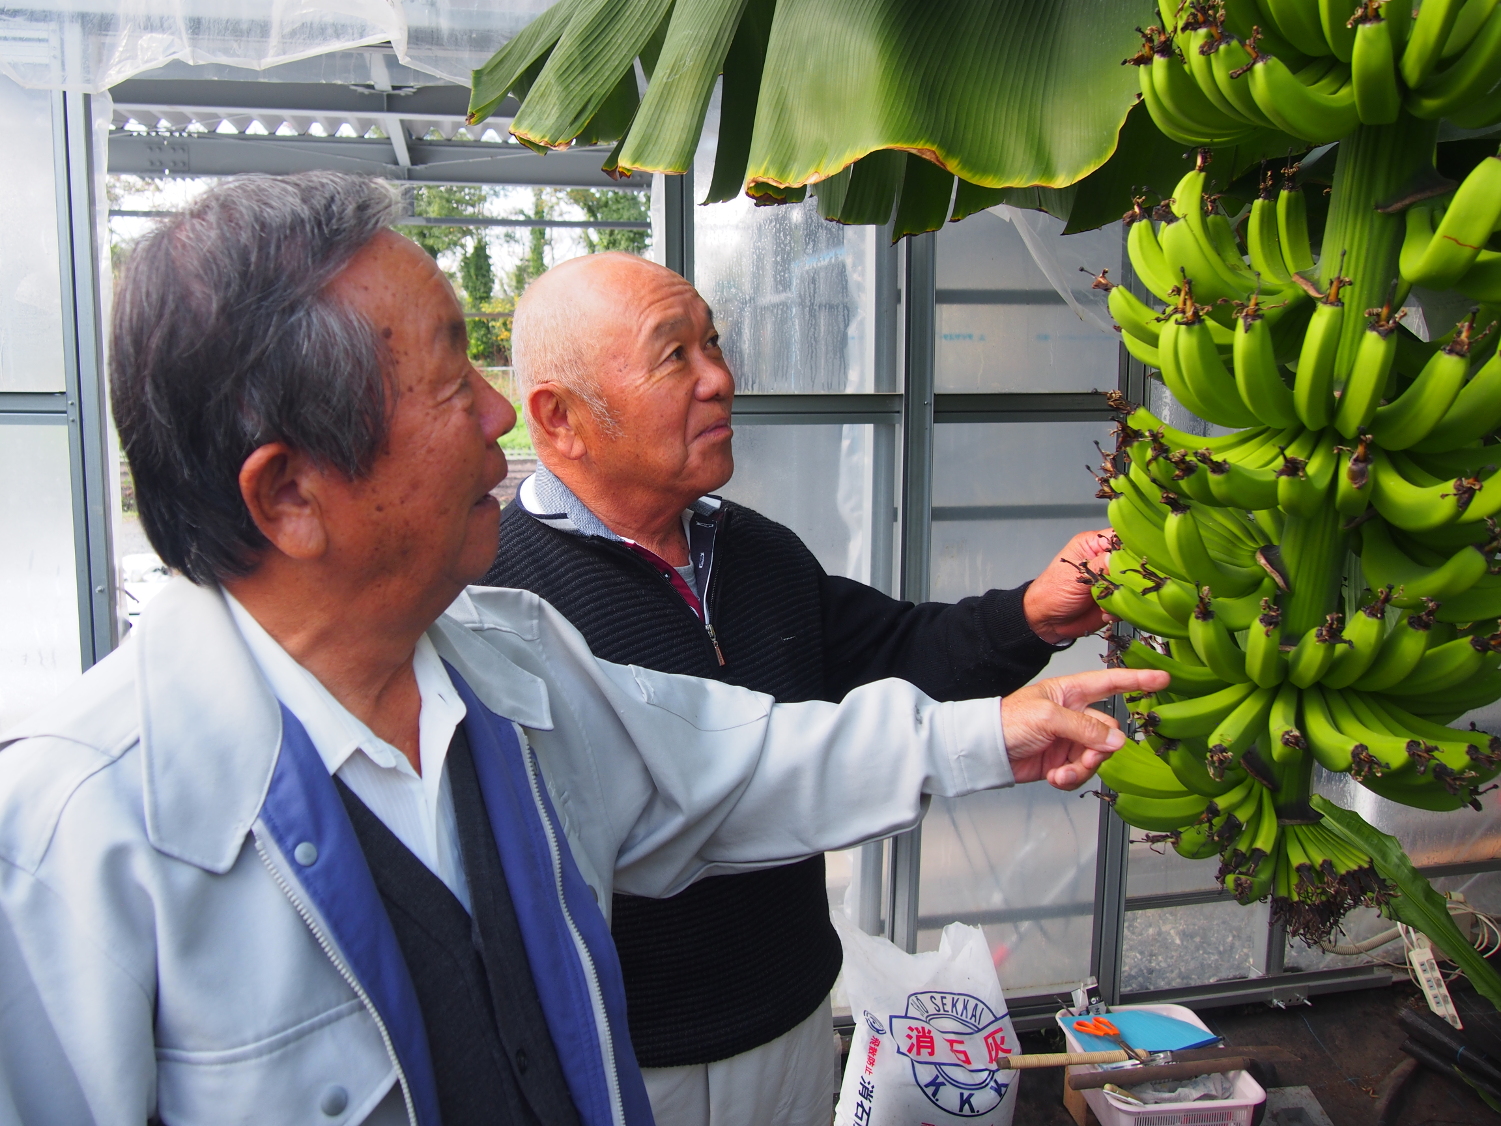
top-left (484, 251), bottom-right (1116, 1126)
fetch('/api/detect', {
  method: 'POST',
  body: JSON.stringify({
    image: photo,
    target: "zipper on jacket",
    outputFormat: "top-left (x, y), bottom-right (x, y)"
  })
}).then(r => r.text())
top-left (605, 539), bottom-right (725, 673)
top-left (518, 729), bottom-right (626, 1126)
top-left (253, 833), bottom-right (418, 1126)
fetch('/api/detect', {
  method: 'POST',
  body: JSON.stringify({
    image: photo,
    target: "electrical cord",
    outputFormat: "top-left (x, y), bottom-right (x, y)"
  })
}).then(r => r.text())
top-left (1316, 899), bottom-right (1501, 986)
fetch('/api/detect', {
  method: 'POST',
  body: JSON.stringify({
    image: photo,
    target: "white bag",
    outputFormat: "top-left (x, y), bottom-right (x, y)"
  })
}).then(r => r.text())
top-left (833, 911), bottom-right (1019, 1126)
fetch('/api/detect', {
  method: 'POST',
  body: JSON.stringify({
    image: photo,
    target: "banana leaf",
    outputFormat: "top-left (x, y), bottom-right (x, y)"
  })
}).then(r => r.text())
top-left (469, 0), bottom-right (1143, 219)
top-left (1312, 795), bottom-right (1501, 1012)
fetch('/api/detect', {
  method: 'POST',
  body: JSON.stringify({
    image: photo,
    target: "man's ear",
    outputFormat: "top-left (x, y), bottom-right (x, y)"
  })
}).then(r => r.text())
top-left (527, 385), bottom-right (590, 462)
top-left (239, 443), bottom-right (329, 561)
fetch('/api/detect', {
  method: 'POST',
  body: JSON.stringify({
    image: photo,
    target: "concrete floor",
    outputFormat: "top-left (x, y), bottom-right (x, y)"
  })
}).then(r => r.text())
top-left (1010, 978), bottom-right (1501, 1125)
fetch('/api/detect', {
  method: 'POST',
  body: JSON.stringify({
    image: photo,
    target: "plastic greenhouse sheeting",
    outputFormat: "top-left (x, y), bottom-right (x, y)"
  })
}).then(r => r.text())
top-left (0, 1), bottom-right (546, 92)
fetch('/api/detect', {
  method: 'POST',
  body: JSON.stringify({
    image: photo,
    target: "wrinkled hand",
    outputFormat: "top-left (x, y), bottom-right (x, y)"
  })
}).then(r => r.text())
top-left (1022, 529), bottom-right (1116, 644)
top-left (1001, 668), bottom-right (1170, 790)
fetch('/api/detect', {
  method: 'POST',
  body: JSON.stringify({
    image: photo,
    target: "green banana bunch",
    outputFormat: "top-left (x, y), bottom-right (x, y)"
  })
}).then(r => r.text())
top-left (1136, 0), bottom-right (1501, 147)
top-left (1094, 29), bottom-right (1501, 947)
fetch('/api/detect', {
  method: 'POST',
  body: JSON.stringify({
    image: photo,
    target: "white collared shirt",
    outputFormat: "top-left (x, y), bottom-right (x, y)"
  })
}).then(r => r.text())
top-left (223, 590), bottom-right (473, 911)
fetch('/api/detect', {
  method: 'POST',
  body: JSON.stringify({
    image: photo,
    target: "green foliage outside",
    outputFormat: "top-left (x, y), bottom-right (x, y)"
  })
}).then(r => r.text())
top-left (565, 188), bottom-right (650, 256)
top-left (406, 184), bottom-right (650, 375)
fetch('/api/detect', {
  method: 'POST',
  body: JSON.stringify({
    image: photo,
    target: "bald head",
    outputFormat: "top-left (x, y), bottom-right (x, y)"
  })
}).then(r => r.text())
top-left (512, 252), bottom-right (701, 430)
top-left (516, 250), bottom-right (736, 545)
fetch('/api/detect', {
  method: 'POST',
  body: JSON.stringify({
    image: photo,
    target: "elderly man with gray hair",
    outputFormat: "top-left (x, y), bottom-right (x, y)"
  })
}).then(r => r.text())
top-left (0, 173), bottom-right (1160, 1126)
top-left (485, 251), bottom-right (1119, 1126)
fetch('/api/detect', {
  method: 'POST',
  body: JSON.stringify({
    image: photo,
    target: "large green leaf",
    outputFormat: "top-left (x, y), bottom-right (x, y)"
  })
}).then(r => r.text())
top-left (614, 0), bottom-right (751, 175)
top-left (743, 0), bottom-right (1141, 193)
top-left (468, 0), bottom-right (1143, 223)
top-left (1312, 795), bottom-right (1501, 1013)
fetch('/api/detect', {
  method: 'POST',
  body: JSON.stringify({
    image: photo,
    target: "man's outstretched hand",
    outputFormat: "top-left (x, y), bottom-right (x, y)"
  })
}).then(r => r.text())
top-left (1002, 668), bottom-right (1169, 790)
top-left (1022, 528), bottom-right (1115, 644)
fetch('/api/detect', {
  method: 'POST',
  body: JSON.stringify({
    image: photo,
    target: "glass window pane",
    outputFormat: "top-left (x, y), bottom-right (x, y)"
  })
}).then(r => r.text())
top-left (1123, 899), bottom-right (1270, 994)
top-left (0, 76), bottom-right (65, 392)
top-left (935, 211), bottom-right (1119, 394)
top-left (717, 422), bottom-right (894, 586)
top-left (0, 417), bottom-right (80, 728)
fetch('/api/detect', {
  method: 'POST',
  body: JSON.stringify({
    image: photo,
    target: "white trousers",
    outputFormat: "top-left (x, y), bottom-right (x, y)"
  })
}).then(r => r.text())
top-left (641, 996), bottom-right (839, 1126)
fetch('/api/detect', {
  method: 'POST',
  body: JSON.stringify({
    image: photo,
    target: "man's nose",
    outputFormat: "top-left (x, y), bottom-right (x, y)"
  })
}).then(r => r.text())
top-left (476, 370), bottom-right (517, 442)
top-left (694, 355), bottom-right (735, 400)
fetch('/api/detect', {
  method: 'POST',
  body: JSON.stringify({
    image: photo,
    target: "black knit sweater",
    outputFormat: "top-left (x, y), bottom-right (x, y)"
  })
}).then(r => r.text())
top-left (483, 498), bottom-right (1058, 1067)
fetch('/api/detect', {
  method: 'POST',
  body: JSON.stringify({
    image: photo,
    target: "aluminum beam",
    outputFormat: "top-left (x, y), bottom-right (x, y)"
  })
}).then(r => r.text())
top-left (107, 133), bottom-right (643, 188)
top-left (110, 79), bottom-right (514, 119)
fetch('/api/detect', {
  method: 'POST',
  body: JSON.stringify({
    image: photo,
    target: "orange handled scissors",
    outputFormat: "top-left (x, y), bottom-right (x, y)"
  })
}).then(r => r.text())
top-left (1073, 1017), bottom-right (1149, 1062)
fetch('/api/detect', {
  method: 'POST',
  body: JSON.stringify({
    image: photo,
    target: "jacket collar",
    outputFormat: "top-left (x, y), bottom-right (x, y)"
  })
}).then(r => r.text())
top-left (519, 464), bottom-right (723, 541)
top-left (136, 577), bottom-right (552, 874)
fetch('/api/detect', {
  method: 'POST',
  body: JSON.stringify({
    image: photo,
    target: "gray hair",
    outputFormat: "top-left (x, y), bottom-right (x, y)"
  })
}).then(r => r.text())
top-left (111, 172), bottom-right (400, 584)
top-left (511, 269), bottom-right (622, 438)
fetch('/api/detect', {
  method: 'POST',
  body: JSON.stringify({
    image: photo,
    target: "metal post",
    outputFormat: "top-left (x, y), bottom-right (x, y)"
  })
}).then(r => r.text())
top-left (885, 231), bottom-right (937, 954)
top-left (54, 90), bottom-right (115, 667)
top-left (1090, 222), bottom-right (1141, 1003)
top-left (1091, 790), bottom-right (1131, 1005)
top-left (661, 170), bottom-right (694, 283)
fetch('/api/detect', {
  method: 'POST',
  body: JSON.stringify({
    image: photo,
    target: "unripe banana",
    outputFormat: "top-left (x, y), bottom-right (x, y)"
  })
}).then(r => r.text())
top-left (1112, 789), bottom-right (1216, 832)
top-left (1319, 0), bottom-right (1358, 61)
top-left (1367, 448), bottom-right (1476, 532)
top-left (1322, 686), bottom-right (1416, 774)
top-left (1126, 202), bottom-right (1182, 302)
top-left (1350, 4), bottom-right (1402, 123)
top-left (1401, 0), bottom-right (1469, 87)
top-left (1287, 613), bottom-right (1348, 687)
top-left (1370, 317), bottom-right (1477, 449)
top-left (1097, 739), bottom-right (1197, 798)
top-left (1383, 635), bottom-right (1494, 696)
top-left (1408, 6), bottom-right (1501, 119)
top-left (1233, 295), bottom-right (1300, 427)
top-left (1189, 588), bottom-right (1252, 682)
top-left (1335, 436), bottom-right (1375, 518)
top-left (1246, 47), bottom-right (1360, 142)
top-left (1245, 598), bottom-right (1289, 687)
top-left (1166, 737), bottom-right (1252, 795)
top-left (1262, 0), bottom-right (1336, 57)
top-left (1323, 585), bottom-right (1395, 688)
top-left (1401, 156), bottom-right (1501, 288)
top-left (1277, 181), bottom-right (1317, 278)
top-left (1359, 517), bottom-right (1490, 605)
top-left (1353, 602), bottom-right (1440, 690)
top-left (1300, 683), bottom-right (1362, 772)
top-left (1144, 679), bottom-right (1261, 739)
top-left (1333, 303), bottom-right (1403, 438)
top-left (1176, 305), bottom-right (1264, 427)
top-left (1093, 576), bottom-right (1194, 638)
top-left (1119, 638), bottom-right (1234, 695)
top-left (1293, 277), bottom-right (1349, 430)
top-left (1206, 683), bottom-right (1278, 775)
top-left (1246, 181), bottom-right (1293, 283)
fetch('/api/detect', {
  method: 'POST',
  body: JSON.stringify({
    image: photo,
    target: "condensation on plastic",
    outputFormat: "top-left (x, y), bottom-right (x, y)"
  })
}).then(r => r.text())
top-left (935, 210), bottom-right (1119, 394)
top-left (1311, 765), bottom-right (1501, 869)
top-left (0, 76), bottom-right (66, 392)
top-left (692, 85), bottom-right (881, 395)
top-left (1122, 898), bottom-right (1271, 994)
top-left (917, 420), bottom-right (1119, 997)
top-left (0, 2), bottom-right (552, 92)
top-left (916, 785), bottom-right (1100, 998)
top-left (0, 419), bottom-right (82, 730)
top-left (716, 423), bottom-right (893, 587)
